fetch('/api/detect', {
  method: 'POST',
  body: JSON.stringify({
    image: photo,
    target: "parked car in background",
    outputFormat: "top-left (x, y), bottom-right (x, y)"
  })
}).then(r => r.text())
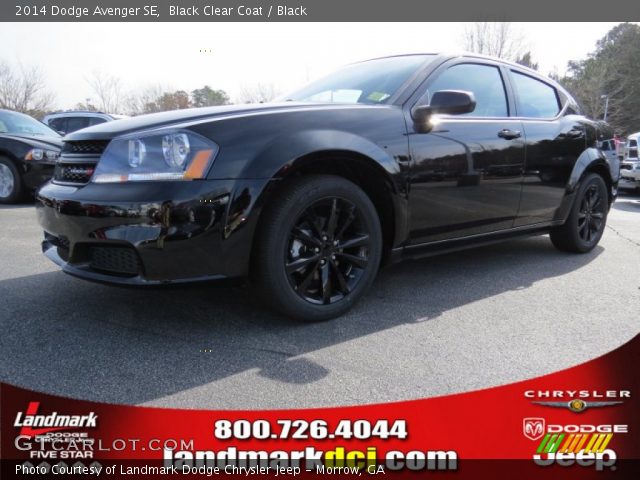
top-left (619, 132), bottom-right (640, 192)
top-left (36, 53), bottom-right (619, 320)
top-left (617, 140), bottom-right (626, 160)
top-left (0, 109), bottom-right (62, 203)
top-left (599, 139), bottom-right (617, 162)
top-left (619, 161), bottom-right (640, 191)
top-left (42, 111), bottom-right (128, 135)
top-left (623, 132), bottom-right (639, 162)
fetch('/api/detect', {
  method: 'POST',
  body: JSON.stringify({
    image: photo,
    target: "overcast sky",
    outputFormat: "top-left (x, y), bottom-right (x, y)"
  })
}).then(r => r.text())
top-left (0, 22), bottom-right (625, 110)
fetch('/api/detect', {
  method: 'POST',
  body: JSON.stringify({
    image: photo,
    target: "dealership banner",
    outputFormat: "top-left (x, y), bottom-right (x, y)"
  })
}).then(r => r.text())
top-left (1, 335), bottom-right (638, 478)
top-left (1, 0), bottom-right (638, 22)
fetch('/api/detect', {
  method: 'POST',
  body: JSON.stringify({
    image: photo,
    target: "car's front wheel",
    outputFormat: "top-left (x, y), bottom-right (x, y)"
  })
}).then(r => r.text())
top-left (0, 157), bottom-right (23, 204)
top-left (550, 173), bottom-right (608, 253)
top-left (254, 175), bottom-right (382, 321)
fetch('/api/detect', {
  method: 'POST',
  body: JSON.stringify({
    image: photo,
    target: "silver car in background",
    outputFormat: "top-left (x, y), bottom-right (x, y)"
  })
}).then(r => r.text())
top-left (42, 111), bottom-right (128, 135)
top-left (619, 132), bottom-right (640, 191)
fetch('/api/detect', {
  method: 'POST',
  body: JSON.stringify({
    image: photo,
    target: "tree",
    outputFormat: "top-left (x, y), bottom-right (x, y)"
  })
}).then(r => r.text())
top-left (462, 22), bottom-right (527, 61)
top-left (0, 60), bottom-right (55, 118)
top-left (87, 71), bottom-right (123, 113)
top-left (126, 85), bottom-right (230, 115)
top-left (237, 82), bottom-right (280, 104)
top-left (155, 90), bottom-right (191, 111)
top-left (191, 85), bottom-right (229, 107)
top-left (74, 99), bottom-right (99, 111)
top-left (558, 23), bottom-right (640, 134)
top-left (515, 51), bottom-right (539, 71)
top-left (563, 58), bottom-right (616, 120)
top-left (125, 85), bottom-right (165, 115)
top-left (125, 87), bottom-right (192, 114)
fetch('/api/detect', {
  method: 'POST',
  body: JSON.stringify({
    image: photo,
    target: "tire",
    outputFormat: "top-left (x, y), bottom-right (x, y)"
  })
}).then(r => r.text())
top-left (0, 156), bottom-right (23, 204)
top-left (550, 173), bottom-right (608, 253)
top-left (253, 175), bottom-right (382, 321)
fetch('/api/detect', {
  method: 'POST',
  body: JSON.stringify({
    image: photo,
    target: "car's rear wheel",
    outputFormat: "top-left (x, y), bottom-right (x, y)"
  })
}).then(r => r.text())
top-left (0, 157), bottom-right (23, 204)
top-left (254, 175), bottom-right (382, 321)
top-left (550, 173), bottom-right (608, 253)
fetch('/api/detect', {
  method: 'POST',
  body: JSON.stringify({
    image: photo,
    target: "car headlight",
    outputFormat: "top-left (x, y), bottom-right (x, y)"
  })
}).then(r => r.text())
top-left (25, 148), bottom-right (60, 161)
top-left (92, 129), bottom-right (218, 183)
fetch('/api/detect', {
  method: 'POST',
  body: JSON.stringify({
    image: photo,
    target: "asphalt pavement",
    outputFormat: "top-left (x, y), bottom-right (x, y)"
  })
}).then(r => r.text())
top-left (1, 193), bottom-right (638, 409)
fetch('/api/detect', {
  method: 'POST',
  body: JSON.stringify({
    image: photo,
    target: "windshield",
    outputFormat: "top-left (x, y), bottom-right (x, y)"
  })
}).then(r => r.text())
top-left (0, 110), bottom-right (60, 137)
top-left (281, 55), bottom-right (435, 105)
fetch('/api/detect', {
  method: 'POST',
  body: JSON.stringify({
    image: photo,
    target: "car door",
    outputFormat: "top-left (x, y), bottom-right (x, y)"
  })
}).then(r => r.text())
top-left (507, 69), bottom-right (587, 226)
top-left (406, 60), bottom-right (525, 244)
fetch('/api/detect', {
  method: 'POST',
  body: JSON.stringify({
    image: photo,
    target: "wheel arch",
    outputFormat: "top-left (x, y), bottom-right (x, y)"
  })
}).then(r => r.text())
top-left (567, 147), bottom-right (614, 206)
top-left (0, 147), bottom-right (21, 166)
top-left (247, 148), bottom-right (406, 270)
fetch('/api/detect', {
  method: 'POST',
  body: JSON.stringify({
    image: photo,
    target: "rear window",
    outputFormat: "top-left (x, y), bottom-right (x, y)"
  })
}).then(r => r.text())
top-left (89, 117), bottom-right (107, 126)
top-left (511, 71), bottom-right (560, 118)
top-left (65, 117), bottom-right (91, 133)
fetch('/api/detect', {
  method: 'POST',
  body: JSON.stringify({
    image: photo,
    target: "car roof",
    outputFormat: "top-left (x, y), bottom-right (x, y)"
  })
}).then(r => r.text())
top-left (43, 111), bottom-right (119, 119)
top-left (360, 52), bottom-right (568, 97)
top-left (361, 52), bottom-right (541, 76)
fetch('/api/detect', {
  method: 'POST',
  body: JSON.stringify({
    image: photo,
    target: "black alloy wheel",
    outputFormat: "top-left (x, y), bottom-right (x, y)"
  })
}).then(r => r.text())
top-left (577, 184), bottom-right (605, 243)
top-left (550, 173), bottom-right (608, 253)
top-left (286, 197), bottom-right (371, 305)
top-left (254, 175), bottom-right (382, 321)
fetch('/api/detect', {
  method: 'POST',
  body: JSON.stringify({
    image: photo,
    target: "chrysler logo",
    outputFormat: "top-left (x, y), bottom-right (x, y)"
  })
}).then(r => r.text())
top-left (532, 400), bottom-right (623, 413)
top-left (523, 417), bottom-right (545, 441)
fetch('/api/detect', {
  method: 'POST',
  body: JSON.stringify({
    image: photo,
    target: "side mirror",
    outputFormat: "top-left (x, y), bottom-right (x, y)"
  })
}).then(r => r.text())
top-left (412, 90), bottom-right (476, 125)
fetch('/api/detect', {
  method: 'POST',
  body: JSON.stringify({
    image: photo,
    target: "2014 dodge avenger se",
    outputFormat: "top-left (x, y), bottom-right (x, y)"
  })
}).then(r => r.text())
top-left (36, 53), bottom-right (618, 321)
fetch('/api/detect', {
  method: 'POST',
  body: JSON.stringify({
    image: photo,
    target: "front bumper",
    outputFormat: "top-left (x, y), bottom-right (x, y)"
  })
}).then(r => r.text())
top-left (36, 178), bottom-right (270, 284)
top-left (22, 161), bottom-right (56, 192)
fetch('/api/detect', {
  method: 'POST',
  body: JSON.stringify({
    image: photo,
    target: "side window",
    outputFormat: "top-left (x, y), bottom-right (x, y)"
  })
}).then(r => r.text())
top-left (89, 117), bottom-right (107, 126)
top-left (65, 117), bottom-right (91, 133)
top-left (511, 71), bottom-right (560, 118)
top-left (426, 63), bottom-right (508, 117)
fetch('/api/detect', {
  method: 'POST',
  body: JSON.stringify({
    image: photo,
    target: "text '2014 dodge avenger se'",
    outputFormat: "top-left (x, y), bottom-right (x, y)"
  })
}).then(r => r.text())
top-left (36, 54), bottom-right (619, 321)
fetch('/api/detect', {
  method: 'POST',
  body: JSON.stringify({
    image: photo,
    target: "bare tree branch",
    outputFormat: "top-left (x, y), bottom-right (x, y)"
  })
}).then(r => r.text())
top-left (86, 71), bottom-right (123, 113)
top-left (124, 84), bottom-right (175, 115)
top-left (0, 60), bottom-right (55, 117)
top-left (462, 22), bottom-right (527, 61)
top-left (236, 82), bottom-right (280, 104)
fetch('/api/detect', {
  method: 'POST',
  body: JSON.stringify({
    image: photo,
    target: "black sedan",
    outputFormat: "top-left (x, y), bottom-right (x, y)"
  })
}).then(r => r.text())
top-left (0, 109), bottom-right (63, 203)
top-left (36, 54), bottom-right (618, 321)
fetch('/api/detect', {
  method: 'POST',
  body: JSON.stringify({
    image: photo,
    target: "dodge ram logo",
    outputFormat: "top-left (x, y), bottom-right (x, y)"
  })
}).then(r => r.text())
top-left (523, 418), bottom-right (545, 441)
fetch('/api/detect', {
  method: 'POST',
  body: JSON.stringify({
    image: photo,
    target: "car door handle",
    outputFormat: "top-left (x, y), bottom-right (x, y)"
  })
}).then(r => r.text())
top-left (498, 129), bottom-right (521, 140)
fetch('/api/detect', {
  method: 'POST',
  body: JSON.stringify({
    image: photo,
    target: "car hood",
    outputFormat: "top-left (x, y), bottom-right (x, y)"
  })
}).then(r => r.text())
top-left (0, 133), bottom-right (63, 150)
top-left (64, 103), bottom-right (386, 141)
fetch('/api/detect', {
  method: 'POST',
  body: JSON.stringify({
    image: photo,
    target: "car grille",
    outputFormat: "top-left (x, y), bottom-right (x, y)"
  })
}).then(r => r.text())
top-left (63, 140), bottom-right (110, 155)
top-left (54, 163), bottom-right (96, 184)
top-left (89, 246), bottom-right (140, 276)
top-left (621, 164), bottom-right (632, 170)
